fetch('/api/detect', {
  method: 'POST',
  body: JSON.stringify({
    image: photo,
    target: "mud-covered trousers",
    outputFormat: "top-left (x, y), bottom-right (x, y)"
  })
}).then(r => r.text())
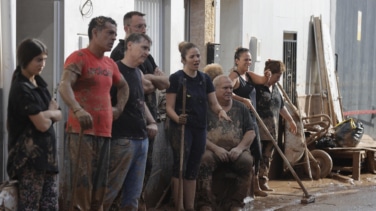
top-left (196, 149), bottom-right (253, 208)
top-left (18, 166), bottom-right (58, 210)
top-left (259, 139), bottom-right (275, 181)
top-left (104, 138), bottom-right (148, 210)
top-left (61, 133), bottom-right (111, 211)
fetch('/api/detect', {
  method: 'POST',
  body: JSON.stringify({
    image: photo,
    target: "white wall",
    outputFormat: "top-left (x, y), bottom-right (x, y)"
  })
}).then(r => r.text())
top-left (63, 0), bottom-right (133, 58)
top-left (63, 0), bottom-right (184, 75)
top-left (219, 0), bottom-right (331, 95)
top-left (164, 0), bottom-right (185, 74)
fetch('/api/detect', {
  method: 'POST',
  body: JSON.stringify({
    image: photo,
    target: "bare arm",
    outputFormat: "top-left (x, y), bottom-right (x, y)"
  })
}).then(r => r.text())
top-left (113, 76), bottom-right (129, 120)
top-left (154, 67), bottom-right (164, 76)
top-left (228, 71), bottom-right (240, 90)
top-left (228, 71), bottom-right (253, 109)
top-left (280, 106), bottom-right (297, 134)
top-left (58, 65), bottom-right (81, 111)
top-left (247, 70), bottom-right (271, 85)
top-left (58, 64), bottom-right (93, 130)
top-left (144, 103), bottom-right (158, 139)
top-left (143, 77), bottom-right (155, 94)
top-left (166, 93), bottom-right (179, 123)
top-left (29, 99), bottom-right (62, 132)
top-left (144, 74), bottom-right (170, 91)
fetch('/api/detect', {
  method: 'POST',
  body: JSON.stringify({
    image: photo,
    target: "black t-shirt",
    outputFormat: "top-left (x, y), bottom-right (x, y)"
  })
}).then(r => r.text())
top-left (110, 39), bottom-right (158, 119)
top-left (111, 62), bottom-right (147, 139)
top-left (166, 70), bottom-right (214, 129)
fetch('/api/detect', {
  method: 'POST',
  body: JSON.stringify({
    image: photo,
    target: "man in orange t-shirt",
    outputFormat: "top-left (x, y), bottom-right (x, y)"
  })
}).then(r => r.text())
top-left (59, 16), bottom-right (129, 210)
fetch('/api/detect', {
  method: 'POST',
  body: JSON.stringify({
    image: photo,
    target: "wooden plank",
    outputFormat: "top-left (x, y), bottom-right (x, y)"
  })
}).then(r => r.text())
top-left (312, 17), bottom-right (332, 121)
top-left (321, 23), bottom-right (344, 125)
top-left (312, 16), bottom-right (344, 126)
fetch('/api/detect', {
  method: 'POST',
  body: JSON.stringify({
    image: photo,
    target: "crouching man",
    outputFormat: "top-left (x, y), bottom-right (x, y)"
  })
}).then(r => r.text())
top-left (197, 75), bottom-right (255, 211)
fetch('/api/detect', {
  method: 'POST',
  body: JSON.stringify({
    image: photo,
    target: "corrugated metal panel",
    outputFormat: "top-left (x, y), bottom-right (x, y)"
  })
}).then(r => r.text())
top-left (335, 0), bottom-right (376, 138)
top-left (135, 0), bottom-right (163, 67)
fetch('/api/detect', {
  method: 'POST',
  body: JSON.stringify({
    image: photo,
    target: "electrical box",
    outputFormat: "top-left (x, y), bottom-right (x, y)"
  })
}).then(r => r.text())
top-left (207, 43), bottom-right (220, 64)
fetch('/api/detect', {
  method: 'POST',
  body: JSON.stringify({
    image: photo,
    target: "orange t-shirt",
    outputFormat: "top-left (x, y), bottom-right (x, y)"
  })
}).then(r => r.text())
top-left (64, 48), bottom-right (122, 137)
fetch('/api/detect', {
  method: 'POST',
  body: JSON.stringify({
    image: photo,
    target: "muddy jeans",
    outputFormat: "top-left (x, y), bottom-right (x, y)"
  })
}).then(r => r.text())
top-left (259, 140), bottom-right (275, 181)
top-left (196, 149), bottom-right (253, 209)
top-left (104, 138), bottom-right (148, 210)
top-left (18, 166), bottom-right (58, 210)
top-left (61, 134), bottom-right (110, 211)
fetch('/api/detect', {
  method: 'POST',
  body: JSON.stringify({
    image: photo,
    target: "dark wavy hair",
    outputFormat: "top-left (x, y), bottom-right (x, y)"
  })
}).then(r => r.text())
top-left (264, 59), bottom-right (286, 74)
top-left (233, 47), bottom-right (249, 66)
top-left (88, 16), bottom-right (117, 40)
top-left (124, 33), bottom-right (152, 51)
top-left (12, 38), bottom-right (48, 82)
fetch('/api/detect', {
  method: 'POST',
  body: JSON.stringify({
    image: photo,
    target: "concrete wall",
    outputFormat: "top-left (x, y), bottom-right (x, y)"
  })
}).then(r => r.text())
top-left (188, 0), bottom-right (216, 70)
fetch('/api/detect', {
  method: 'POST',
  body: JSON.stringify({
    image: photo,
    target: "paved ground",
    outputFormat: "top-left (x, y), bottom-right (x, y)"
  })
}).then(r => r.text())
top-left (148, 172), bottom-right (376, 210)
top-left (251, 172), bottom-right (376, 211)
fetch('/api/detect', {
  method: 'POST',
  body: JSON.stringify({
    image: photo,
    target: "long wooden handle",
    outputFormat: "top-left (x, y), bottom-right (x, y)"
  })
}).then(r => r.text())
top-left (178, 78), bottom-right (187, 211)
top-left (248, 103), bottom-right (310, 197)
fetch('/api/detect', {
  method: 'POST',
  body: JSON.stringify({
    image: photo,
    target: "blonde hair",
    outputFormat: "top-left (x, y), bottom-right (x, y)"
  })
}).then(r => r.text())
top-left (203, 63), bottom-right (224, 81)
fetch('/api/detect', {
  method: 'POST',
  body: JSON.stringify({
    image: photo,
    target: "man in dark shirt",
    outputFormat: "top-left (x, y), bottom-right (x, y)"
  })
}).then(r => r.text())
top-left (110, 13), bottom-right (169, 208)
top-left (105, 33), bottom-right (158, 210)
top-left (196, 75), bottom-right (255, 211)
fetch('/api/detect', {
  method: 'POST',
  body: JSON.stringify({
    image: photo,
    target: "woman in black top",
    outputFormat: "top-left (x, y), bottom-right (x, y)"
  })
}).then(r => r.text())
top-left (228, 47), bottom-right (271, 197)
top-left (7, 38), bottom-right (62, 210)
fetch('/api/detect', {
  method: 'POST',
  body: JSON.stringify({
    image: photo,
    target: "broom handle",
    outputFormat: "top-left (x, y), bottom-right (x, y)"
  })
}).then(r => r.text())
top-left (248, 103), bottom-right (310, 197)
top-left (70, 128), bottom-right (84, 211)
top-left (178, 78), bottom-right (187, 211)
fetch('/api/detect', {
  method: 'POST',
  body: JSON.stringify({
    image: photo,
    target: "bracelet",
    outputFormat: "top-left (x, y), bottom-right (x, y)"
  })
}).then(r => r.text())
top-left (73, 107), bottom-right (83, 114)
top-left (149, 121), bottom-right (157, 125)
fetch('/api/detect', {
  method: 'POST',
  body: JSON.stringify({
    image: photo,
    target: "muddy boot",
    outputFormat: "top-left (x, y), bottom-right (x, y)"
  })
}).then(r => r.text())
top-left (172, 178), bottom-right (184, 211)
top-left (259, 178), bottom-right (274, 192)
top-left (254, 177), bottom-right (268, 197)
top-left (183, 180), bottom-right (196, 211)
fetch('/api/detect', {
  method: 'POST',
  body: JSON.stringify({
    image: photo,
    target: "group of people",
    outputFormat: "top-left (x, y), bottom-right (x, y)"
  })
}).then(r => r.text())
top-left (6, 10), bottom-right (297, 211)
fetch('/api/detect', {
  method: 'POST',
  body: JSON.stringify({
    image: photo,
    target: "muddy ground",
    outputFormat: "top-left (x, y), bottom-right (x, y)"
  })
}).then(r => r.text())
top-left (251, 172), bottom-right (376, 210)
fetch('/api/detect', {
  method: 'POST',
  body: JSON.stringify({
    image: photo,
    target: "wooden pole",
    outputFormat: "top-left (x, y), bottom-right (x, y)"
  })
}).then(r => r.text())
top-left (70, 128), bottom-right (84, 211)
top-left (178, 78), bottom-right (187, 211)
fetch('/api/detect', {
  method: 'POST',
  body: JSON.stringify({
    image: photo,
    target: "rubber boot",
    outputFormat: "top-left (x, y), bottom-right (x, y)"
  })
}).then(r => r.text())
top-left (183, 179), bottom-right (196, 211)
top-left (254, 177), bottom-right (268, 197)
top-left (172, 177), bottom-right (184, 211)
